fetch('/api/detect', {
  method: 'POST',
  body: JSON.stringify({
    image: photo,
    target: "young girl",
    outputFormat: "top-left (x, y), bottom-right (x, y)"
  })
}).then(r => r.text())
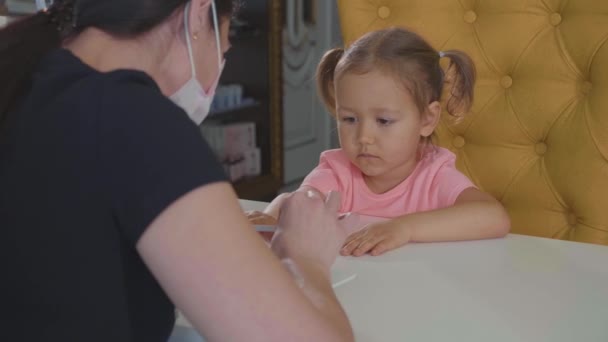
top-left (248, 27), bottom-right (510, 256)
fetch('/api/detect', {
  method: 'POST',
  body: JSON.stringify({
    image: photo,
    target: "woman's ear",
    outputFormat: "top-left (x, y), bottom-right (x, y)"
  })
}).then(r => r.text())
top-left (420, 101), bottom-right (441, 137)
top-left (189, 0), bottom-right (212, 37)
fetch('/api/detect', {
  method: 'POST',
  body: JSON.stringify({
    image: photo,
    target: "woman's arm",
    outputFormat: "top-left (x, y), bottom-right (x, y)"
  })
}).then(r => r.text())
top-left (137, 182), bottom-right (353, 341)
top-left (342, 188), bottom-right (510, 256)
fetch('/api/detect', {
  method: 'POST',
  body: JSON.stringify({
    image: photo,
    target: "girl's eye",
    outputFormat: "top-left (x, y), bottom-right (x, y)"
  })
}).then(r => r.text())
top-left (377, 118), bottom-right (393, 126)
top-left (341, 116), bottom-right (356, 123)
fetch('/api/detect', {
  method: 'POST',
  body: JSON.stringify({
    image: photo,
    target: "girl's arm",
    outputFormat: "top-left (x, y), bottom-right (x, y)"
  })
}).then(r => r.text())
top-left (406, 187), bottom-right (510, 242)
top-left (263, 192), bottom-right (291, 219)
top-left (342, 187), bottom-right (510, 256)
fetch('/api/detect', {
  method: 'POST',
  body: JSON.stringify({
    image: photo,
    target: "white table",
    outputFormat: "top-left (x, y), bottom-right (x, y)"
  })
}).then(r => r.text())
top-left (171, 200), bottom-right (608, 342)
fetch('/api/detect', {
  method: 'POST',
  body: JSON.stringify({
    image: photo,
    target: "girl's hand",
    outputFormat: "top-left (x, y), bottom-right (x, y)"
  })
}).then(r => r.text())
top-left (340, 220), bottom-right (412, 257)
top-left (245, 211), bottom-right (278, 242)
top-left (245, 210), bottom-right (278, 225)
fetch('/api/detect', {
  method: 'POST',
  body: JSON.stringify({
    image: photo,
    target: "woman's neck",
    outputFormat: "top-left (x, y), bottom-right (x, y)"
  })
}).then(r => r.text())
top-left (65, 29), bottom-right (155, 74)
top-left (63, 27), bottom-right (188, 96)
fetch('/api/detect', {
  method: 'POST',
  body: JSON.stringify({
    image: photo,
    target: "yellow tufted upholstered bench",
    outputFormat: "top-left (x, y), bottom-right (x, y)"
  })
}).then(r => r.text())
top-left (336, 0), bottom-right (608, 245)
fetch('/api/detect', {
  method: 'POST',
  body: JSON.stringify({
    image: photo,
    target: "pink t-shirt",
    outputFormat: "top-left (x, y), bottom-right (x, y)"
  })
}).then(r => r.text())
top-left (301, 147), bottom-right (475, 218)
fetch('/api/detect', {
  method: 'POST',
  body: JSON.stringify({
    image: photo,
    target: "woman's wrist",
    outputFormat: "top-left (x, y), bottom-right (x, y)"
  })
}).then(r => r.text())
top-left (272, 241), bottom-right (332, 278)
top-left (280, 257), bottom-right (331, 286)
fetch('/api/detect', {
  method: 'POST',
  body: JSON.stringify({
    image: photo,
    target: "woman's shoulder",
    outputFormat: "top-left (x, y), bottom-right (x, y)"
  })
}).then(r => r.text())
top-left (101, 70), bottom-right (184, 117)
top-left (39, 49), bottom-right (187, 123)
top-left (37, 49), bottom-right (157, 92)
top-left (91, 70), bottom-right (197, 137)
top-left (38, 50), bottom-right (202, 158)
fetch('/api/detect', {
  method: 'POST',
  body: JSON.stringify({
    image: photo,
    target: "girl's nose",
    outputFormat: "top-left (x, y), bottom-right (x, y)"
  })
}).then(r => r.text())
top-left (357, 123), bottom-right (375, 145)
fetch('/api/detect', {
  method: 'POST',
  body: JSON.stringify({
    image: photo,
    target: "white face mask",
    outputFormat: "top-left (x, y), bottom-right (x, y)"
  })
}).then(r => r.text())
top-left (170, 0), bottom-right (224, 125)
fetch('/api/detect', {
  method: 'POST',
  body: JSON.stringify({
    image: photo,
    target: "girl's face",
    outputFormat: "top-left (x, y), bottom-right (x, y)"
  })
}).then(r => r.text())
top-left (335, 69), bottom-right (440, 188)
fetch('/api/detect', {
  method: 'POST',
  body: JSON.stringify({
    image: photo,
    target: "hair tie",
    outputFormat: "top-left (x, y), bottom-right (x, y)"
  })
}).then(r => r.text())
top-left (438, 51), bottom-right (446, 58)
top-left (45, 0), bottom-right (78, 34)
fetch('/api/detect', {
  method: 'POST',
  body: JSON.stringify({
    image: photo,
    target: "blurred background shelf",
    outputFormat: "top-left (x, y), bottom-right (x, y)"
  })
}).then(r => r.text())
top-left (207, 100), bottom-right (262, 122)
top-left (233, 174), bottom-right (283, 202)
top-left (200, 0), bottom-right (283, 201)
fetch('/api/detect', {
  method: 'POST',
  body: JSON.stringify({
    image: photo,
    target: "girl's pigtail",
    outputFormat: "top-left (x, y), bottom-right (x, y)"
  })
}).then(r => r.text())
top-left (440, 50), bottom-right (476, 116)
top-left (316, 48), bottom-right (345, 116)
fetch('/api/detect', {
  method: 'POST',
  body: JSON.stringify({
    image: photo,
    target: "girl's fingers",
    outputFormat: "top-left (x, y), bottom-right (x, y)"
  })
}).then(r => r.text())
top-left (341, 229), bottom-right (369, 252)
top-left (346, 227), bottom-right (371, 244)
top-left (352, 236), bottom-right (383, 257)
top-left (340, 239), bottom-right (359, 255)
top-left (341, 234), bottom-right (366, 255)
top-left (370, 240), bottom-right (396, 256)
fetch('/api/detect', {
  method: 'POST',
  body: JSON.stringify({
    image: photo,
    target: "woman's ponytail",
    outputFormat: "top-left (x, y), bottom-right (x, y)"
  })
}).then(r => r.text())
top-left (0, 10), bottom-right (62, 128)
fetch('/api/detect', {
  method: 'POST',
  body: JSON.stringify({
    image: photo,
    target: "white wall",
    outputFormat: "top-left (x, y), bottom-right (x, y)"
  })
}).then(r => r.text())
top-left (281, 0), bottom-right (342, 191)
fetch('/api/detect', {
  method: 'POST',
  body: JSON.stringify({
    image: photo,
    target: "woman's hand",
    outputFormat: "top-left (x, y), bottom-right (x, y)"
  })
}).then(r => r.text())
top-left (271, 190), bottom-right (347, 272)
top-left (340, 219), bottom-right (413, 257)
top-left (138, 183), bottom-right (354, 341)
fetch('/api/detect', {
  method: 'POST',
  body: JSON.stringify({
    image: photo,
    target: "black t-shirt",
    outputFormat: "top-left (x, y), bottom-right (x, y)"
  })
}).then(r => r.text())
top-left (0, 49), bottom-right (226, 341)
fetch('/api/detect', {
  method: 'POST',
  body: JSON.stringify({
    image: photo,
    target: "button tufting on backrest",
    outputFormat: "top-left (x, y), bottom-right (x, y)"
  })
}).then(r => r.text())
top-left (580, 81), bottom-right (593, 95)
top-left (535, 142), bottom-right (547, 156)
top-left (500, 76), bottom-right (513, 89)
top-left (549, 12), bottom-right (562, 26)
top-left (463, 10), bottom-right (477, 24)
top-left (567, 212), bottom-right (578, 226)
top-left (452, 136), bottom-right (466, 149)
top-left (378, 6), bottom-right (391, 20)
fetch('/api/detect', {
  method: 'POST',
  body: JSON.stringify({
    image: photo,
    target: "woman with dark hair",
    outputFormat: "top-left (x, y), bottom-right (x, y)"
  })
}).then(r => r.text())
top-left (0, 1), bottom-right (354, 341)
